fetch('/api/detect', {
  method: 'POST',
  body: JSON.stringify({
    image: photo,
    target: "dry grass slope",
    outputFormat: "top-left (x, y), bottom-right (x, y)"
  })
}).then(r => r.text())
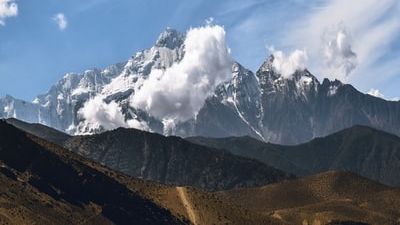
top-left (218, 171), bottom-right (400, 225)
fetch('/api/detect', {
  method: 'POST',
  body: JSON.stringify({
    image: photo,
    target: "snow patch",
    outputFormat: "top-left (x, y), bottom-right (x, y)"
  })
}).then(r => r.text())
top-left (328, 85), bottom-right (338, 96)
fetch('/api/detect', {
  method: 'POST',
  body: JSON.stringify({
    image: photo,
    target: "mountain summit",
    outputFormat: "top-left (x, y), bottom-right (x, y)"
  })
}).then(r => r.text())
top-left (155, 28), bottom-right (185, 49)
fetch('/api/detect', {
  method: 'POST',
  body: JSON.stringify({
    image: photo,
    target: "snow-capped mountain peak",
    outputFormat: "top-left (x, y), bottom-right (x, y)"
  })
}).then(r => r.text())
top-left (155, 27), bottom-right (185, 49)
top-left (256, 54), bottom-right (320, 100)
top-left (1, 28), bottom-right (400, 145)
top-left (258, 55), bottom-right (276, 74)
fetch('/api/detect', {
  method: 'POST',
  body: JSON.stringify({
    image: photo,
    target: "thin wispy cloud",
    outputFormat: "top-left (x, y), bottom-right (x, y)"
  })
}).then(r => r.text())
top-left (0, 0), bottom-right (18, 25)
top-left (224, 0), bottom-right (400, 99)
top-left (53, 13), bottom-right (68, 31)
top-left (76, 0), bottom-right (111, 13)
top-left (321, 24), bottom-right (357, 80)
top-left (216, 0), bottom-right (265, 18)
top-left (287, 0), bottom-right (400, 84)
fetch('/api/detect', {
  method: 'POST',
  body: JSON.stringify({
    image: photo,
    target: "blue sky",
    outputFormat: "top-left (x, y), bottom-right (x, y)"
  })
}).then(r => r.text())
top-left (0, 0), bottom-right (399, 100)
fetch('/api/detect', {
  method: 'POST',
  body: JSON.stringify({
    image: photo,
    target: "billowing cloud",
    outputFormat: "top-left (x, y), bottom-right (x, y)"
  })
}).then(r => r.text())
top-left (322, 24), bottom-right (357, 80)
top-left (53, 13), bottom-right (68, 31)
top-left (78, 96), bottom-right (148, 133)
top-left (366, 89), bottom-right (400, 101)
top-left (131, 25), bottom-right (232, 129)
top-left (367, 88), bottom-right (384, 99)
top-left (269, 47), bottom-right (308, 78)
top-left (0, 0), bottom-right (17, 25)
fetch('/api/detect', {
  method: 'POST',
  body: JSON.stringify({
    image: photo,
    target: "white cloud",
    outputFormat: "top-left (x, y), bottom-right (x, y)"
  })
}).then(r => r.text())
top-left (78, 96), bottom-right (127, 131)
top-left (78, 96), bottom-right (148, 133)
top-left (53, 13), bottom-right (68, 31)
top-left (322, 24), bottom-right (357, 81)
top-left (287, 0), bottom-right (400, 84)
top-left (367, 88), bottom-right (384, 98)
top-left (216, 0), bottom-right (264, 18)
top-left (0, 0), bottom-right (17, 25)
top-left (173, 0), bottom-right (399, 97)
top-left (77, 24), bottom-right (231, 134)
top-left (366, 88), bottom-right (400, 101)
top-left (269, 47), bottom-right (308, 78)
top-left (131, 25), bottom-right (232, 129)
top-left (225, 1), bottom-right (308, 71)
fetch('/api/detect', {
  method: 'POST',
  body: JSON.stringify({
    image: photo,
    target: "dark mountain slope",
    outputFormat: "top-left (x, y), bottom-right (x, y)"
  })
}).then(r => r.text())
top-left (6, 117), bottom-right (70, 145)
top-left (64, 127), bottom-right (293, 191)
top-left (218, 171), bottom-right (400, 225)
top-left (2, 119), bottom-right (399, 224)
top-left (187, 125), bottom-right (400, 186)
top-left (186, 135), bottom-right (307, 175)
top-left (0, 119), bottom-right (186, 225)
top-left (279, 125), bottom-right (400, 185)
top-left (0, 119), bottom-right (288, 225)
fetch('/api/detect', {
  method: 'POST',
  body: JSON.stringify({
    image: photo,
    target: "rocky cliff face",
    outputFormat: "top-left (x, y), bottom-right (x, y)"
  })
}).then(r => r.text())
top-left (187, 54), bottom-right (400, 144)
top-left (255, 57), bottom-right (400, 144)
top-left (1, 28), bottom-right (400, 144)
top-left (180, 62), bottom-right (264, 140)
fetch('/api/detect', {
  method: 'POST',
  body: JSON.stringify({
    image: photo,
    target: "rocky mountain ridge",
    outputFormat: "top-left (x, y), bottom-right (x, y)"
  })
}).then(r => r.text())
top-left (1, 28), bottom-right (400, 144)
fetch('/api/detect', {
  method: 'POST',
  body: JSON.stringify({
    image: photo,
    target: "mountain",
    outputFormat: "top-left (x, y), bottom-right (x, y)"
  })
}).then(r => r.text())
top-left (217, 171), bottom-right (400, 225)
top-left (187, 125), bottom-right (400, 186)
top-left (0, 28), bottom-right (184, 135)
top-left (1, 28), bottom-right (400, 144)
top-left (63, 126), bottom-right (292, 191)
top-left (182, 62), bottom-right (264, 139)
top-left (187, 135), bottom-right (308, 175)
top-left (5, 118), bottom-right (71, 145)
top-left (194, 56), bottom-right (400, 144)
top-left (0, 95), bottom-right (40, 123)
top-left (1, 120), bottom-right (399, 224)
top-left (0, 119), bottom-right (286, 225)
top-left (5, 117), bottom-right (291, 191)
top-left (0, 119), bottom-right (187, 225)
top-left (255, 57), bottom-right (400, 144)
